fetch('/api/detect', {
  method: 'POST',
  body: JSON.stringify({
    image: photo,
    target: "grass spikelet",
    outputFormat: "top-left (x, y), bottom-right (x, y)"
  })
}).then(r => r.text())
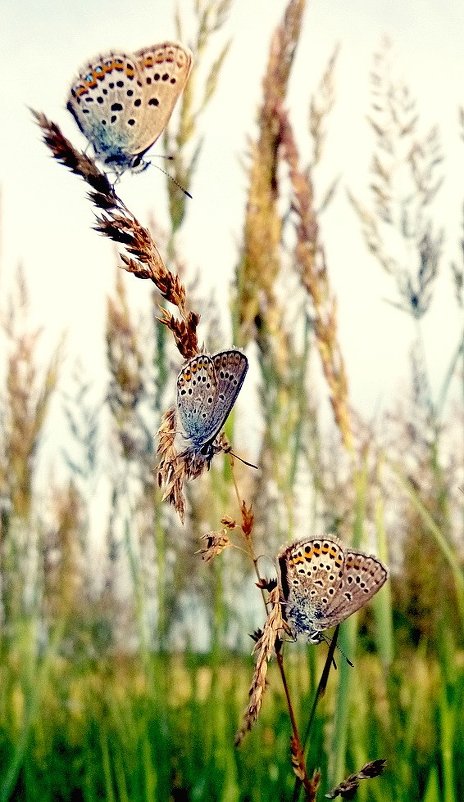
top-left (349, 38), bottom-right (444, 319)
top-left (235, 585), bottom-right (285, 746)
top-left (197, 530), bottom-right (232, 562)
top-left (325, 758), bottom-right (387, 799)
top-left (156, 408), bottom-right (186, 522)
top-left (30, 109), bottom-right (114, 198)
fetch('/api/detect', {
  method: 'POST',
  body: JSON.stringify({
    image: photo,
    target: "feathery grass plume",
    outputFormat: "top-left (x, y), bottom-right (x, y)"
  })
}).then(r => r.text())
top-left (232, 0), bottom-right (308, 543)
top-left (1, 269), bottom-right (62, 521)
top-left (41, 481), bottom-right (85, 626)
top-left (450, 111), bottom-right (464, 309)
top-left (235, 0), bottom-right (305, 347)
top-left (348, 38), bottom-right (443, 320)
top-left (278, 104), bottom-right (354, 453)
top-left (0, 269), bottom-right (61, 638)
top-left (309, 45), bottom-right (340, 172)
top-left (325, 759), bottom-right (387, 799)
top-left (30, 109), bottom-right (115, 199)
top-left (169, 0), bottom-right (233, 231)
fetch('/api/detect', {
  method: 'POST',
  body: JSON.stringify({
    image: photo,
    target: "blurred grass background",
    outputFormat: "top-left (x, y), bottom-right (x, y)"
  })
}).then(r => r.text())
top-left (1, 0), bottom-right (464, 799)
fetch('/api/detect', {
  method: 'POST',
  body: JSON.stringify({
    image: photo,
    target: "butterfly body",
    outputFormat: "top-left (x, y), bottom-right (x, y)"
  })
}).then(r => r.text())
top-left (67, 42), bottom-right (192, 173)
top-left (278, 536), bottom-right (388, 643)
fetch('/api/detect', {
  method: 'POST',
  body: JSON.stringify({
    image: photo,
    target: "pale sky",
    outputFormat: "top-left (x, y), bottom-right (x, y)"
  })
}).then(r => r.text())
top-left (1, 0), bottom-right (463, 470)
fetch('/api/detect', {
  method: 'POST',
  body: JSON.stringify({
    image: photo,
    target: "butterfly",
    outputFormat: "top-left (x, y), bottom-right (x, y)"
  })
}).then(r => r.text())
top-left (278, 536), bottom-right (388, 643)
top-left (67, 41), bottom-right (192, 173)
top-left (176, 350), bottom-right (248, 465)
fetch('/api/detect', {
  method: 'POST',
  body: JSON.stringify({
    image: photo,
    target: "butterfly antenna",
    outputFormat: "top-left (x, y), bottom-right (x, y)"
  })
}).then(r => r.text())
top-left (152, 162), bottom-right (192, 199)
top-left (228, 450), bottom-right (258, 470)
top-left (321, 633), bottom-right (354, 668)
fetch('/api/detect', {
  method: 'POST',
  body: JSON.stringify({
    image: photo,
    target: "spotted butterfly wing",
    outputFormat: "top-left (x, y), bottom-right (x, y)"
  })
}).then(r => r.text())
top-left (315, 548), bottom-right (388, 629)
top-left (67, 53), bottom-right (143, 170)
top-left (205, 351), bottom-right (248, 444)
top-left (176, 354), bottom-right (218, 449)
top-left (278, 537), bottom-right (346, 640)
top-left (132, 43), bottom-right (193, 155)
top-left (176, 350), bottom-right (248, 452)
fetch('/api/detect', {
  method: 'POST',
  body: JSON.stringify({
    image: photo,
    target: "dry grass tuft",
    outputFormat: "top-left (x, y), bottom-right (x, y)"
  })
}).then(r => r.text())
top-left (156, 418), bottom-right (231, 521)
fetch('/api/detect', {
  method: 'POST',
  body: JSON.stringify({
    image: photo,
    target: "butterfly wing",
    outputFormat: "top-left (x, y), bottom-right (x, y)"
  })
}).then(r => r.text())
top-left (203, 350), bottom-right (248, 445)
top-left (67, 52), bottom-right (145, 168)
top-left (176, 355), bottom-right (218, 448)
top-left (133, 42), bottom-right (193, 155)
top-left (313, 549), bottom-right (388, 630)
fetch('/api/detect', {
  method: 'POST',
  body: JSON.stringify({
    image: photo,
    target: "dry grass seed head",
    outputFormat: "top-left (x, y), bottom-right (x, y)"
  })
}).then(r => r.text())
top-left (325, 759), bottom-right (387, 799)
top-left (234, 585), bottom-right (284, 745)
top-left (197, 530), bottom-right (232, 562)
top-left (33, 111), bottom-right (200, 359)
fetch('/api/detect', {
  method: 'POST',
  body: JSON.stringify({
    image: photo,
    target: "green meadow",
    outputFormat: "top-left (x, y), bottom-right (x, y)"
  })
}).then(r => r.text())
top-left (2, 1), bottom-right (464, 799)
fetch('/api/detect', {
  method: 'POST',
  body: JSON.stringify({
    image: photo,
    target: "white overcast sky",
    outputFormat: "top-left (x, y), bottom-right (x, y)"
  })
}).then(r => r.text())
top-left (1, 0), bottom-right (463, 450)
